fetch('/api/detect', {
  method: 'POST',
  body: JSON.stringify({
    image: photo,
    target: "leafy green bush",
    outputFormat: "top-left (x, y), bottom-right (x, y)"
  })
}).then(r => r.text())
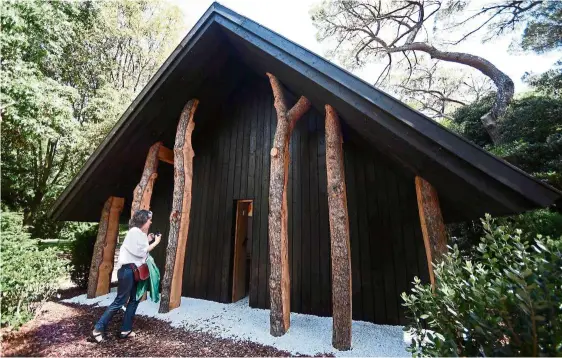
top-left (403, 215), bottom-right (562, 356)
top-left (69, 225), bottom-right (98, 289)
top-left (449, 209), bottom-right (562, 254)
top-left (523, 60), bottom-right (562, 98)
top-left (501, 209), bottom-right (562, 241)
top-left (450, 94), bottom-right (562, 191)
top-left (449, 93), bottom-right (495, 148)
top-left (0, 210), bottom-right (68, 328)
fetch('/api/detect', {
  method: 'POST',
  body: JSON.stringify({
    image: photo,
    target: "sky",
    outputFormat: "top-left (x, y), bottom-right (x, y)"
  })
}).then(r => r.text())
top-left (167, 0), bottom-right (561, 95)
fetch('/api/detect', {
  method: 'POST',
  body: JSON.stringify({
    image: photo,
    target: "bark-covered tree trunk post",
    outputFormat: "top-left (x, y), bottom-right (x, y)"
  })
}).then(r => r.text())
top-left (325, 105), bottom-right (352, 350)
top-left (87, 196), bottom-right (125, 298)
top-left (131, 142), bottom-right (162, 216)
top-left (159, 99), bottom-right (199, 313)
top-left (266, 73), bottom-right (311, 336)
top-left (131, 141), bottom-right (164, 302)
top-left (415, 176), bottom-right (448, 288)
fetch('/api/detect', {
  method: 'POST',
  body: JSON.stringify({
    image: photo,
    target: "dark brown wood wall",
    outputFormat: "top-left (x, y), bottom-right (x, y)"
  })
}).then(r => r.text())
top-left (343, 141), bottom-right (430, 324)
top-left (149, 75), bottom-right (429, 325)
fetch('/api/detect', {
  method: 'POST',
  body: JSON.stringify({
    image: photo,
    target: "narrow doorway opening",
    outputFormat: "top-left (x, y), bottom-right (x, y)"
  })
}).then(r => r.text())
top-left (232, 200), bottom-right (253, 303)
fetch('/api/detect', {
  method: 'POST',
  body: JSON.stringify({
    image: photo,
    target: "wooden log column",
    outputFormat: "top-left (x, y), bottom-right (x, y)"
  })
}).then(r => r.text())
top-left (325, 105), bottom-right (352, 350)
top-left (87, 196), bottom-right (125, 298)
top-left (266, 73), bottom-right (311, 336)
top-left (159, 99), bottom-right (199, 313)
top-left (415, 176), bottom-right (448, 287)
top-left (133, 142), bottom-right (171, 302)
top-left (131, 141), bottom-right (162, 216)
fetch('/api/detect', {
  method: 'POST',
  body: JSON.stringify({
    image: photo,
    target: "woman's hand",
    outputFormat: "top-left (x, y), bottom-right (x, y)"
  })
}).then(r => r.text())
top-left (147, 233), bottom-right (162, 253)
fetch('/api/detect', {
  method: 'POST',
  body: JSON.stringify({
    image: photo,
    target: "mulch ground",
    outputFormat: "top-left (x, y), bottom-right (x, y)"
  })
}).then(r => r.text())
top-left (1, 287), bottom-right (303, 357)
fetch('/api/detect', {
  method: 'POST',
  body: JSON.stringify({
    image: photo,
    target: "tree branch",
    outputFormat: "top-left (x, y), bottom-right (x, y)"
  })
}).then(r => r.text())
top-left (49, 149), bottom-right (69, 187)
top-left (446, 0), bottom-right (543, 43)
top-left (288, 96), bottom-right (312, 130)
top-left (266, 73), bottom-right (288, 115)
top-left (312, 0), bottom-right (516, 143)
top-left (398, 85), bottom-right (467, 106)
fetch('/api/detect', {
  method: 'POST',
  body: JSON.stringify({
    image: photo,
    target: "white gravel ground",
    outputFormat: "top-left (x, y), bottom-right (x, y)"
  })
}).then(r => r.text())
top-left (65, 290), bottom-right (410, 356)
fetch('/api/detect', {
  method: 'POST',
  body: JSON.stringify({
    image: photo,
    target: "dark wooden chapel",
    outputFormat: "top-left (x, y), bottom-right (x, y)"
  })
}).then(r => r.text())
top-left (51, 3), bottom-right (561, 350)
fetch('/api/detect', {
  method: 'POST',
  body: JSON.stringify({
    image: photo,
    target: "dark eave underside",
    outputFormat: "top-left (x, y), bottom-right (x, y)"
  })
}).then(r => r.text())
top-left (50, 3), bottom-right (561, 224)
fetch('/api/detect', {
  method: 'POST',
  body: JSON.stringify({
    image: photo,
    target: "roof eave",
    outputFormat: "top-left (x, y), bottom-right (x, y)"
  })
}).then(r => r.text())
top-left (51, 2), bottom-right (561, 222)
top-left (210, 5), bottom-right (561, 208)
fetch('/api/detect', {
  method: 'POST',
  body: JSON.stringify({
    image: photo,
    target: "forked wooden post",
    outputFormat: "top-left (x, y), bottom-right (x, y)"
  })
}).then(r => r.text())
top-left (325, 105), bottom-right (352, 350)
top-left (131, 142), bottom-right (162, 216)
top-left (415, 176), bottom-right (448, 287)
top-left (87, 196), bottom-right (125, 298)
top-left (159, 99), bottom-right (199, 313)
top-left (266, 72), bottom-right (311, 336)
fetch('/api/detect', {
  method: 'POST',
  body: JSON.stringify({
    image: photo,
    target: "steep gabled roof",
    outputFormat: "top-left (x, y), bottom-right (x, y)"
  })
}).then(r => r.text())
top-left (51, 2), bottom-right (561, 223)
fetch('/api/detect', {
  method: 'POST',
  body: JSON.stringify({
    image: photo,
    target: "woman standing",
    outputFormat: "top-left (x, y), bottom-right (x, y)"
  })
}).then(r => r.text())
top-left (91, 209), bottom-right (161, 342)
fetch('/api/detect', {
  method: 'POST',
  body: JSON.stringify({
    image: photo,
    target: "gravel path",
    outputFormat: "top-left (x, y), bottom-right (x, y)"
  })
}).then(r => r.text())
top-left (62, 290), bottom-right (410, 356)
top-left (1, 300), bottom-right (294, 357)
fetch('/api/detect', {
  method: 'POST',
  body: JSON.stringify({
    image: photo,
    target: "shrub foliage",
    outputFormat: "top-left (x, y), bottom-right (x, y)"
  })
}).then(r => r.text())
top-left (69, 225), bottom-right (98, 289)
top-left (0, 210), bottom-right (68, 328)
top-left (403, 215), bottom-right (562, 356)
top-left (451, 94), bottom-right (562, 191)
top-left (448, 92), bottom-right (562, 248)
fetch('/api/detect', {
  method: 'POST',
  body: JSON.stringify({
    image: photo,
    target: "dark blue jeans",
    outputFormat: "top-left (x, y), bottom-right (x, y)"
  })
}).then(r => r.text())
top-left (95, 265), bottom-right (139, 332)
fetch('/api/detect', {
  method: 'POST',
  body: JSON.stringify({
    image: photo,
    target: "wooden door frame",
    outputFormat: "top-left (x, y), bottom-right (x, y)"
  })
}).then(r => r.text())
top-left (232, 199), bottom-right (253, 302)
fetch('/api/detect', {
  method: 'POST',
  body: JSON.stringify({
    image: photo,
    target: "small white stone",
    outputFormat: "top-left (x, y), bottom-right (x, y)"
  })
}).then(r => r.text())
top-left (64, 292), bottom-right (409, 356)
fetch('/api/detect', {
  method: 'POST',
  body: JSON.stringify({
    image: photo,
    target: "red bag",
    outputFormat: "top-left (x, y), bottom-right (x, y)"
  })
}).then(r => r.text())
top-left (129, 263), bottom-right (149, 282)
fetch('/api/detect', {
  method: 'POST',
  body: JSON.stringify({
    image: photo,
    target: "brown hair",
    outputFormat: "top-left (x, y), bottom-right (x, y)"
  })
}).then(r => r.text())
top-left (129, 210), bottom-right (152, 229)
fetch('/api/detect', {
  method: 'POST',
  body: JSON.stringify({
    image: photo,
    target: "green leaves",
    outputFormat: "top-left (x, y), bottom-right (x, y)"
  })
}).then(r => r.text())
top-left (0, 210), bottom-right (69, 328)
top-left (69, 225), bottom-right (98, 289)
top-left (1, 0), bottom-right (184, 235)
top-left (402, 216), bottom-right (562, 357)
top-left (0, 0), bottom-right (188, 323)
top-left (454, 92), bottom-right (562, 193)
top-left (520, 2), bottom-right (562, 54)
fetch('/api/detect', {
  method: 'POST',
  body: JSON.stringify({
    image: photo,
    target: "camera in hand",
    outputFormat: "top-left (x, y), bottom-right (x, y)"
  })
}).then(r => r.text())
top-left (148, 230), bottom-right (161, 244)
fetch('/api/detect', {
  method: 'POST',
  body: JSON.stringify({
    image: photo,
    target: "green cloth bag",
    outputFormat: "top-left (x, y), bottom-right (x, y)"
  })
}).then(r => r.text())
top-left (136, 255), bottom-right (161, 302)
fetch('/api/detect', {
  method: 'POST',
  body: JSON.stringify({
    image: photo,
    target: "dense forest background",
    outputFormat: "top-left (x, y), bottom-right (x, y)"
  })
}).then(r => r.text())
top-left (1, 0), bottom-right (184, 238)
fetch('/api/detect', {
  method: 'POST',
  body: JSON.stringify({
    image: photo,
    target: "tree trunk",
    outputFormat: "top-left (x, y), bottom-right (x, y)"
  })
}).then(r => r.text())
top-left (414, 176), bottom-right (448, 288)
top-left (159, 99), bottom-right (199, 313)
top-left (131, 142), bottom-right (162, 217)
top-left (389, 43), bottom-right (514, 143)
top-left (325, 105), bottom-right (352, 351)
top-left (131, 142), bottom-right (164, 302)
top-left (23, 190), bottom-right (45, 226)
top-left (87, 197), bottom-right (125, 298)
top-left (266, 72), bottom-right (311, 337)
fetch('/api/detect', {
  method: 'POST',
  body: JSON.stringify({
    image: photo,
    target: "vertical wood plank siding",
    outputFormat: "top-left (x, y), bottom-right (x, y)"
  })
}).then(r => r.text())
top-left (149, 75), bottom-right (428, 325)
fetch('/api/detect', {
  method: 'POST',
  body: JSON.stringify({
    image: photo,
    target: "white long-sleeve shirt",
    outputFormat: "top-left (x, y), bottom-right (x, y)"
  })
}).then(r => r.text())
top-left (117, 227), bottom-right (149, 270)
